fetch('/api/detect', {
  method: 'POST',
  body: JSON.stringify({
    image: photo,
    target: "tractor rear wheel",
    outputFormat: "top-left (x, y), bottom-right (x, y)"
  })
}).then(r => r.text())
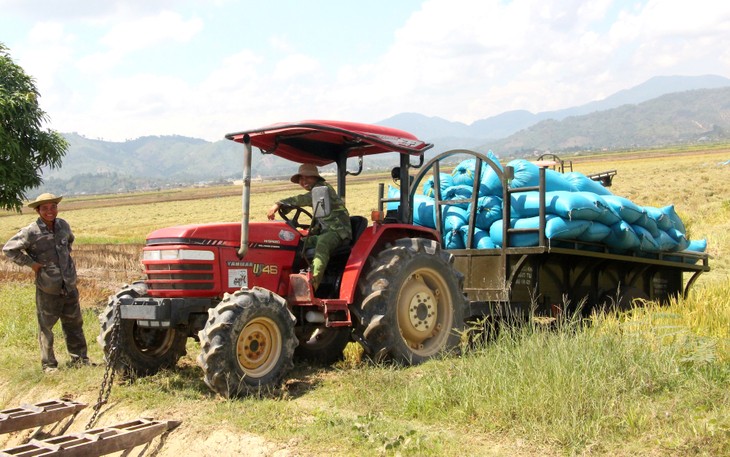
top-left (355, 238), bottom-right (466, 364)
top-left (197, 287), bottom-right (297, 397)
top-left (97, 282), bottom-right (187, 377)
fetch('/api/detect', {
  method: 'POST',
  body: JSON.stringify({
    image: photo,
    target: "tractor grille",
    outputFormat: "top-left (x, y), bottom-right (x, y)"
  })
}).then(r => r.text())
top-left (145, 262), bottom-right (215, 291)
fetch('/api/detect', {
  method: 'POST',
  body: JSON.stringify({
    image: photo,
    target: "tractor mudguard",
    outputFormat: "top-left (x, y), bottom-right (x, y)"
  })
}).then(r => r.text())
top-left (338, 223), bottom-right (439, 303)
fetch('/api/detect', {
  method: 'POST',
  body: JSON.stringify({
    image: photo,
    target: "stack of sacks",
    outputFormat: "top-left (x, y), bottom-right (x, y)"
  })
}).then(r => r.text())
top-left (400, 153), bottom-right (705, 260)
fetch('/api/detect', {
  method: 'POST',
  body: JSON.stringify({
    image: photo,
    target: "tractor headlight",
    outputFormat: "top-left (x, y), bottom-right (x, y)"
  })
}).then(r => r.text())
top-left (143, 249), bottom-right (215, 261)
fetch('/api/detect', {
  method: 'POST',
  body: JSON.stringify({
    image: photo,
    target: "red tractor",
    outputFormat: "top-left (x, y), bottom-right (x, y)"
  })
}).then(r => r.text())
top-left (99, 120), bottom-right (709, 398)
top-left (98, 120), bottom-right (467, 397)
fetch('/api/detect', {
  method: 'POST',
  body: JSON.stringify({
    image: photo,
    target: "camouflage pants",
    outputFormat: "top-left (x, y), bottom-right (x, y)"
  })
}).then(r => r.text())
top-left (35, 287), bottom-right (88, 369)
top-left (305, 231), bottom-right (349, 290)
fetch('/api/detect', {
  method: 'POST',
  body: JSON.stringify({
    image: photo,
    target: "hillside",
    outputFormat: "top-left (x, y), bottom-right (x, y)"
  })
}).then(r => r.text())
top-left (33, 75), bottom-right (730, 196)
top-left (488, 87), bottom-right (730, 155)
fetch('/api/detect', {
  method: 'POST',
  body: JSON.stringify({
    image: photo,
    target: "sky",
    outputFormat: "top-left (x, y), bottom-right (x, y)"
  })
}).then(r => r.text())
top-left (2, 0), bottom-right (729, 142)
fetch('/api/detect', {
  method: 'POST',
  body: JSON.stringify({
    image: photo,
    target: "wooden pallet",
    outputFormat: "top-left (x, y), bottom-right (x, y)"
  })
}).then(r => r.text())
top-left (0, 418), bottom-right (181, 456)
top-left (0, 400), bottom-right (87, 435)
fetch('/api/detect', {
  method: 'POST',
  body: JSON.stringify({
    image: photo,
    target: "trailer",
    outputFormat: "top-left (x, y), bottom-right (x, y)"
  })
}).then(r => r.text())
top-left (396, 149), bottom-right (709, 318)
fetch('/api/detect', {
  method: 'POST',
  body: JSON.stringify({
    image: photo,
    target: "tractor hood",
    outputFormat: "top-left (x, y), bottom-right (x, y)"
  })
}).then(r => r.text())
top-left (225, 120), bottom-right (432, 167)
top-left (145, 221), bottom-right (300, 250)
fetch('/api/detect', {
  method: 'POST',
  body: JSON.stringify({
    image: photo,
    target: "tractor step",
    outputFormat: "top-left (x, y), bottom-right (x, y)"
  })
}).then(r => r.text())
top-left (0, 400), bottom-right (87, 435)
top-left (0, 418), bottom-right (181, 457)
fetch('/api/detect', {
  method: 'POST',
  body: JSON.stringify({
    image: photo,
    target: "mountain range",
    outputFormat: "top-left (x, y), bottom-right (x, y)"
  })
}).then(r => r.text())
top-left (37, 74), bottom-right (730, 195)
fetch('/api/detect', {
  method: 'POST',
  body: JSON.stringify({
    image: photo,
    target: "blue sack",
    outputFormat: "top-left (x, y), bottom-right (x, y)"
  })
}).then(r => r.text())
top-left (507, 159), bottom-right (577, 192)
top-left (577, 221), bottom-right (612, 243)
top-left (510, 190), bottom-right (613, 222)
top-left (443, 228), bottom-right (465, 249)
top-left (644, 206), bottom-right (673, 232)
top-left (441, 206), bottom-right (469, 232)
top-left (460, 226), bottom-right (496, 249)
top-left (442, 185), bottom-right (474, 208)
top-left (604, 221), bottom-right (640, 251)
top-left (480, 150), bottom-right (505, 197)
top-left (467, 195), bottom-right (502, 230)
top-left (412, 195), bottom-right (436, 228)
top-left (489, 215), bottom-right (590, 247)
top-left (600, 195), bottom-right (645, 224)
top-left (632, 224), bottom-right (661, 253)
top-left (423, 173), bottom-right (454, 198)
top-left (660, 205), bottom-right (687, 235)
top-left (563, 171), bottom-right (614, 196)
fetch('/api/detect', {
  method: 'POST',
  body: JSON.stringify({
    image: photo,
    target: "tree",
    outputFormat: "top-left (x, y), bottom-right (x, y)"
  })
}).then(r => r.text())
top-left (0, 42), bottom-right (68, 212)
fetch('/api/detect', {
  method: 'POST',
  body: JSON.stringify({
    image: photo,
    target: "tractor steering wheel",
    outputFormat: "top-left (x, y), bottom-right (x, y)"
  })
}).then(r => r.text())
top-left (278, 204), bottom-right (313, 230)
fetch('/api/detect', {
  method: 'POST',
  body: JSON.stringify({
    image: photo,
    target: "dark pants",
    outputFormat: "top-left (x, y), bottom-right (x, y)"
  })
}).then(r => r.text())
top-left (305, 231), bottom-right (349, 289)
top-left (35, 287), bottom-right (88, 369)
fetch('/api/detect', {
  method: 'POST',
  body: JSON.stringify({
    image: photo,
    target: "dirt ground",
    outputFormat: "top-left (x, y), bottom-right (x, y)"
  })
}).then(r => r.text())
top-left (0, 382), bottom-right (308, 457)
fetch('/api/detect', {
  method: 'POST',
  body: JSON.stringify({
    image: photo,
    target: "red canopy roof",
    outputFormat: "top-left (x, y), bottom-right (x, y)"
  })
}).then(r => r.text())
top-left (225, 120), bottom-right (431, 166)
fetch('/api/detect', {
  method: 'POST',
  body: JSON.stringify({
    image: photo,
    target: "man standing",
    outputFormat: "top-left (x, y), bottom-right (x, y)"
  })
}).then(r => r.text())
top-left (267, 164), bottom-right (352, 291)
top-left (3, 193), bottom-right (90, 372)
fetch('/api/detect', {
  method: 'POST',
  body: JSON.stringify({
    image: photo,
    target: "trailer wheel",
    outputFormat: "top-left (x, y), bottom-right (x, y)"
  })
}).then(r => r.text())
top-left (197, 287), bottom-right (297, 397)
top-left (97, 282), bottom-right (187, 376)
top-left (355, 238), bottom-right (466, 364)
top-left (295, 326), bottom-right (351, 364)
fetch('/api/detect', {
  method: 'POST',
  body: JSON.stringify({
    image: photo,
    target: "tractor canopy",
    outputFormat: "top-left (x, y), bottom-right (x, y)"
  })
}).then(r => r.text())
top-left (225, 120), bottom-right (432, 166)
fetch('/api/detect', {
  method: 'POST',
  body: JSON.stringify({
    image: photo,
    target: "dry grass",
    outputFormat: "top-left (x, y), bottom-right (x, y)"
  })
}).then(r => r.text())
top-left (0, 146), bottom-right (728, 456)
top-left (0, 244), bottom-right (143, 308)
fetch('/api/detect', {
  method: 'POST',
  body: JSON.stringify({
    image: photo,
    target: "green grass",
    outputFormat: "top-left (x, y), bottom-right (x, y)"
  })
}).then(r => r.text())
top-left (1, 280), bottom-right (728, 455)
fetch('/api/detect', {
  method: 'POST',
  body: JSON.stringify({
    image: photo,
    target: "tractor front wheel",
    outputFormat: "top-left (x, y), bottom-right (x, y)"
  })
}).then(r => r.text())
top-left (197, 287), bottom-right (297, 397)
top-left (97, 282), bottom-right (187, 377)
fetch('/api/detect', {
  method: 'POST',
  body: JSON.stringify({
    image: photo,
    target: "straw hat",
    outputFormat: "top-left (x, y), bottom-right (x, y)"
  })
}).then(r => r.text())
top-left (27, 193), bottom-right (63, 209)
top-left (290, 163), bottom-right (323, 183)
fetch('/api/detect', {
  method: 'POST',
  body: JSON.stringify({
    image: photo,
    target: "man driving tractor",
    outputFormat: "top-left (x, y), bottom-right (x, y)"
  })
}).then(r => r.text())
top-left (267, 163), bottom-right (352, 291)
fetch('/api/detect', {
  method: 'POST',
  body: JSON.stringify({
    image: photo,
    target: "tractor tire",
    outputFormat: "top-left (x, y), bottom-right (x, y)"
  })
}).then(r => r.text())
top-left (97, 282), bottom-right (187, 377)
top-left (355, 238), bottom-right (466, 364)
top-left (295, 325), bottom-right (351, 365)
top-left (197, 287), bottom-right (297, 398)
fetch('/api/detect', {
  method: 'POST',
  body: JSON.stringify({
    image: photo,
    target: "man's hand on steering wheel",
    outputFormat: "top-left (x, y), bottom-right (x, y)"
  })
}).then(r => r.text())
top-left (277, 204), bottom-right (313, 230)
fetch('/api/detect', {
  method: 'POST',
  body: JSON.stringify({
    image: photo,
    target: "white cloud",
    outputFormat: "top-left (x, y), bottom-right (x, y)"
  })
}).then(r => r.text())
top-left (101, 11), bottom-right (203, 53)
top-left (5, 0), bottom-right (730, 141)
top-left (273, 54), bottom-right (322, 81)
top-left (76, 11), bottom-right (203, 74)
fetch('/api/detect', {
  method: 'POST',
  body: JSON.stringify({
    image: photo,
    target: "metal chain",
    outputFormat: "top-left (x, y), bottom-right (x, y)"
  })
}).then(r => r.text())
top-left (86, 297), bottom-right (123, 429)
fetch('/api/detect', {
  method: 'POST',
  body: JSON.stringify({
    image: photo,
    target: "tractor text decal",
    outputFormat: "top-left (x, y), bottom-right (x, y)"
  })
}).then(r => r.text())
top-left (226, 261), bottom-right (278, 277)
top-left (252, 263), bottom-right (278, 276)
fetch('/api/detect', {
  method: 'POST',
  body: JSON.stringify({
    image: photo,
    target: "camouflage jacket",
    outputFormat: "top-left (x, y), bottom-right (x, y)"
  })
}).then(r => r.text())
top-left (2, 217), bottom-right (77, 295)
top-left (279, 181), bottom-right (352, 241)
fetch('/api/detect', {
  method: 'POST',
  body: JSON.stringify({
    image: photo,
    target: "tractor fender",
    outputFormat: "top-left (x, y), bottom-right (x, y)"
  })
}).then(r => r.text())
top-left (338, 223), bottom-right (440, 303)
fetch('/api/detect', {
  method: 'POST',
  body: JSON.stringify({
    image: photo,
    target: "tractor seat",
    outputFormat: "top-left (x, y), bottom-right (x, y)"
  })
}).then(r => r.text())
top-left (305, 215), bottom-right (368, 259)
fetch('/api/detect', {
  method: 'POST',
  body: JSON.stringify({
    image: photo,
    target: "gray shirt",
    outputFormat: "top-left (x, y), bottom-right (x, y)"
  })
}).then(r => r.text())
top-left (3, 217), bottom-right (78, 295)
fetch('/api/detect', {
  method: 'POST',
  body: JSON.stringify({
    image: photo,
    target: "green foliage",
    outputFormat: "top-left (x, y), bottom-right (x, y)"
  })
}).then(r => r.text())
top-left (0, 42), bottom-right (68, 212)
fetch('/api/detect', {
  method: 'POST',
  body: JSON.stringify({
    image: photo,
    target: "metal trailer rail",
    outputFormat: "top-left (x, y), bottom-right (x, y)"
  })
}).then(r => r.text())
top-left (0, 418), bottom-right (181, 457)
top-left (0, 400), bottom-right (87, 436)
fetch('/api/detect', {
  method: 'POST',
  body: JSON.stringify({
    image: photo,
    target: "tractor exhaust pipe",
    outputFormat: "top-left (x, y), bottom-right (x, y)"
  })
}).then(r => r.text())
top-left (238, 134), bottom-right (252, 258)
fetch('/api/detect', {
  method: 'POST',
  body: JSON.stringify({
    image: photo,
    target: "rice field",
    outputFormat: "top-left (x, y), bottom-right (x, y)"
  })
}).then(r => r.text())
top-left (0, 146), bottom-right (728, 455)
